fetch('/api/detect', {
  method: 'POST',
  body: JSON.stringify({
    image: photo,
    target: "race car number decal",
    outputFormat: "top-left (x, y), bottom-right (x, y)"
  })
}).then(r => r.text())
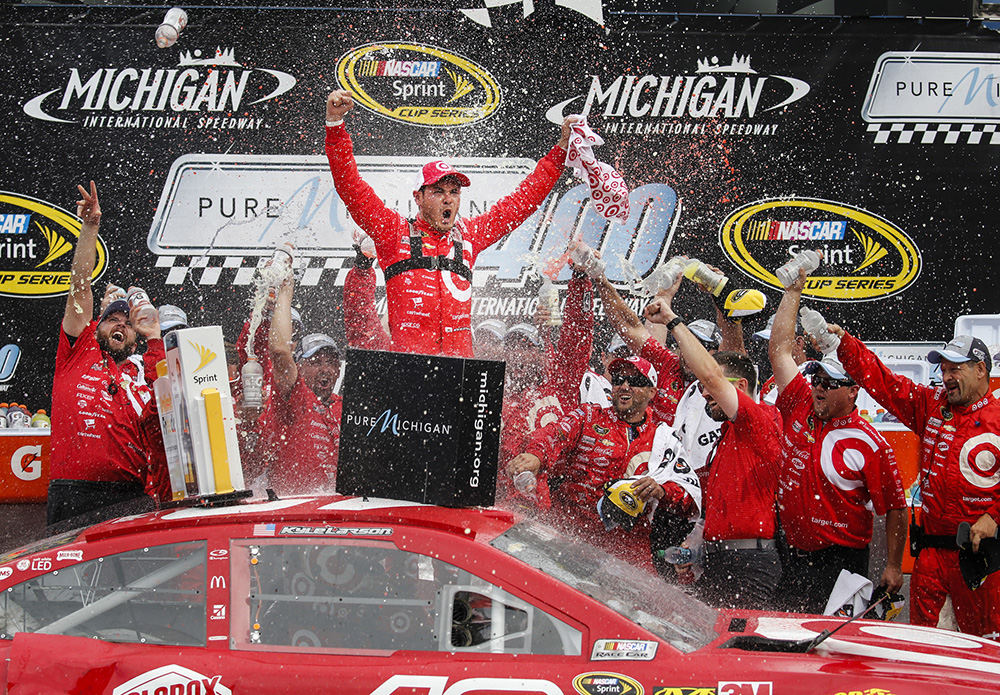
top-left (370, 675), bottom-right (562, 695)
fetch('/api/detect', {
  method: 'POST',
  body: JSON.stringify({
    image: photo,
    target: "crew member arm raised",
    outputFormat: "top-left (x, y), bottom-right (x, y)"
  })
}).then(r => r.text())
top-left (63, 181), bottom-right (101, 338)
top-left (269, 276), bottom-right (298, 401)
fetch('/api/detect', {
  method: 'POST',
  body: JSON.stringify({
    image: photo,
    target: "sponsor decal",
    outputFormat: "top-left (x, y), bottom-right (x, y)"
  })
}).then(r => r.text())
top-left (831, 688), bottom-right (897, 695)
top-left (720, 198), bottom-right (920, 302)
top-left (0, 344), bottom-right (20, 383)
top-left (369, 675), bottom-right (562, 695)
top-left (113, 665), bottom-right (232, 695)
top-left (11, 445), bottom-right (43, 482)
top-left (347, 408), bottom-right (454, 437)
top-left (337, 42), bottom-right (501, 128)
top-left (593, 424), bottom-right (611, 436)
top-left (189, 340), bottom-right (218, 372)
top-left (209, 548), bottom-right (229, 559)
top-left (573, 672), bottom-right (644, 695)
top-left (0, 567), bottom-right (11, 581)
top-left (24, 47), bottom-right (295, 129)
top-left (56, 549), bottom-right (83, 562)
top-left (210, 575), bottom-right (226, 589)
top-left (653, 689), bottom-right (716, 695)
top-left (30, 557), bottom-right (52, 572)
top-left (549, 54), bottom-right (809, 136)
top-left (958, 433), bottom-right (1000, 488)
top-left (279, 526), bottom-right (393, 536)
top-left (211, 603), bottom-right (226, 620)
top-left (718, 684), bottom-right (772, 695)
top-left (0, 192), bottom-right (109, 298)
top-left (592, 639), bottom-right (658, 660)
top-left (15, 560), bottom-right (28, 571)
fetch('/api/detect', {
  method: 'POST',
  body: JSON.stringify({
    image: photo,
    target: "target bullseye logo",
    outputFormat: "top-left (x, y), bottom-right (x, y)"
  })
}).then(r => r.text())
top-left (959, 433), bottom-right (1000, 488)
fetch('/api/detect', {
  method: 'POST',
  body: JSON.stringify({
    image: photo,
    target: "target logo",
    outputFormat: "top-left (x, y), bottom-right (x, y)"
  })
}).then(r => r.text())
top-left (820, 428), bottom-right (880, 492)
top-left (959, 433), bottom-right (1000, 489)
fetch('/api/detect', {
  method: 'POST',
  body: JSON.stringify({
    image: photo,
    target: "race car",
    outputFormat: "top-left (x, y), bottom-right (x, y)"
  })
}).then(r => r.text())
top-left (0, 494), bottom-right (998, 695)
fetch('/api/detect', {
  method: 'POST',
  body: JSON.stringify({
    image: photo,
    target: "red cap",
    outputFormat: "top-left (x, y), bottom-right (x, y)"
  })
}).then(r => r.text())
top-left (608, 356), bottom-right (658, 386)
top-left (413, 160), bottom-right (471, 192)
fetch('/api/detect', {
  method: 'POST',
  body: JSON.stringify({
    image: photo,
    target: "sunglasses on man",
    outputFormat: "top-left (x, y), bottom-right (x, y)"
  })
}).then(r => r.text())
top-left (811, 374), bottom-right (854, 390)
top-left (610, 372), bottom-right (654, 388)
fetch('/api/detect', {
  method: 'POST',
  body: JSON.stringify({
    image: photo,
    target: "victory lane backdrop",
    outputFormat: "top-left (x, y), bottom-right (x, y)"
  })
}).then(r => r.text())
top-left (0, 6), bottom-right (996, 417)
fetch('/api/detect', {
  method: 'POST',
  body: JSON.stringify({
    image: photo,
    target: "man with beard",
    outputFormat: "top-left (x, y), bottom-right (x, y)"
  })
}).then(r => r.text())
top-left (644, 294), bottom-right (783, 609)
top-left (507, 356), bottom-right (697, 568)
top-left (260, 274), bottom-right (341, 495)
top-left (769, 270), bottom-right (907, 614)
top-left (324, 90), bottom-right (576, 357)
top-left (831, 324), bottom-right (1000, 635)
top-left (49, 181), bottom-right (165, 526)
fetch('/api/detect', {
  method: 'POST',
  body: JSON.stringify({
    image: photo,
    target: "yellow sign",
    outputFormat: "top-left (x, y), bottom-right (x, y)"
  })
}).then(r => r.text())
top-left (719, 198), bottom-right (920, 302)
top-left (337, 42), bottom-right (501, 128)
top-left (0, 192), bottom-right (108, 298)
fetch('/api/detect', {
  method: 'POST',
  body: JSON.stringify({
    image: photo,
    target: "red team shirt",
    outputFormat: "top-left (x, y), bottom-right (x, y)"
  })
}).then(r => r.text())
top-left (702, 390), bottom-right (782, 542)
top-left (259, 377), bottom-right (342, 496)
top-left (51, 322), bottom-right (160, 484)
top-left (639, 337), bottom-right (686, 426)
top-left (776, 373), bottom-right (906, 551)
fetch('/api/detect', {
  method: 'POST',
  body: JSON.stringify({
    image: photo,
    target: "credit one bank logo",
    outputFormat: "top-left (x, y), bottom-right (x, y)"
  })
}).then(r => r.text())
top-left (337, 42), bottom-right (501, 128)
top-left (23, 47), bottom-right (296, 129)
top-left (719, 198), bottom-right (920, 302)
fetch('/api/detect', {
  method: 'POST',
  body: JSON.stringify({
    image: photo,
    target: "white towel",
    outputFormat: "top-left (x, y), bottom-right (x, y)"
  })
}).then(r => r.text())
top-left (565, 118), bottom-right (631, 223)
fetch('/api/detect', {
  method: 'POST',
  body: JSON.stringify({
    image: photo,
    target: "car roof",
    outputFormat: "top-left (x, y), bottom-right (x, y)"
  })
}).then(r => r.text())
top-left (75, 495), bottom-right (518, 546)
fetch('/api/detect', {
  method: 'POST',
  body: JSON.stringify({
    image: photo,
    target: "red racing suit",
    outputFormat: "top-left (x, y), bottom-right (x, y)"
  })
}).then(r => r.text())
top-left (343, 265), bottom-right (392, 351)
top-left (326, 123), bottom-right (566, 357)
top-left (839, 332), bottom-right (1000, 634)
top-left (639, 337), bottom-right (687, 425)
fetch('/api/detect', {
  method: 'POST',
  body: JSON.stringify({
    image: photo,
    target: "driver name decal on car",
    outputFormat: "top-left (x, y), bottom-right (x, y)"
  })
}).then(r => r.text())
top-left (279, 525), bottom-right (394, 536)
top-left (718, 683), bottom-right (772, 695)
top-left (113, 665), bottom-right (231, 695)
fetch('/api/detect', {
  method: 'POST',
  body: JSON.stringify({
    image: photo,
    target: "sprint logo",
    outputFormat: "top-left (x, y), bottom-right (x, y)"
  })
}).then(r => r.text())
top-left (189, 340), bottom-right (217, 372)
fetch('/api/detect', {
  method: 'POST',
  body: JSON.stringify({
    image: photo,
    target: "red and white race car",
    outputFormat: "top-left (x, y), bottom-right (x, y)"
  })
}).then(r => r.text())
top-left (0, 495), bottom-right (997, 695)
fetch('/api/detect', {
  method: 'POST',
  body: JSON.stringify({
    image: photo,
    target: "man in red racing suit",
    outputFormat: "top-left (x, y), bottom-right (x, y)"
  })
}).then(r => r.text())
top-left (834, 327), bottom-right (1000, 636)
top-left (324, 89), bottom-right (574, 357)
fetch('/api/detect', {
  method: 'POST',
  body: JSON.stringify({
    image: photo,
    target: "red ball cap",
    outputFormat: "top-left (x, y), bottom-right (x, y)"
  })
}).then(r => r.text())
top-left (413, 160), bottom-right (472, 192)
top-left (608, 355), bottom-right (658, 386)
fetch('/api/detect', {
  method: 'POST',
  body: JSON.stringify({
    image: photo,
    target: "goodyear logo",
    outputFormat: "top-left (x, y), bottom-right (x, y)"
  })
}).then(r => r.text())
top-left (0, 192), bottom-right (108, 298)
top-left (337, 42), bottom-right (501, 128)
top-left (720, 198), bottom-right (920, 302)
top-left (574, 672), bottom-right (644, 695)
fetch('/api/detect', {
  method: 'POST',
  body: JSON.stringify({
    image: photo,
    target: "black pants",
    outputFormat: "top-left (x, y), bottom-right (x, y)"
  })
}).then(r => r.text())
top-left (777, 538), bottom-right (870, 614)
top-left (696, 545), bottom-right (782, 610)
top-left (46, 479), bottom-right (153, 530)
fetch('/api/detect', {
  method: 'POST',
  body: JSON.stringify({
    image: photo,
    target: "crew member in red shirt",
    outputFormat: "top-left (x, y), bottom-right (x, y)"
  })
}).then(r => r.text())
top-left (507, 357), bottom-right (696, 568)
top-left (260, 275), bottom-right (341, 495)
top-left (832, 326), bottom-right (1000, 635)
top-left (49, 181), bottom-right (165, 526)
top-left (645, 292), bottom-right (783, 609)
top-left (324, 89), bottom-right (575, 357)
top-left (769, 270), bottom-right (906, 614)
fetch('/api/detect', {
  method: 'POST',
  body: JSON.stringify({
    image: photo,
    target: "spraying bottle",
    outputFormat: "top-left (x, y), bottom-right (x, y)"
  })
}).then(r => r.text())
top-left (266, 242), bottom-right (295, 299)
top-left (641, 256), bottom-right (688, 296)
top-left (126, 287), bottom-right (158, 326)
top-left (538, 277), bottom-right (562, 327)
top-left (242, 357), bottom-right (265, 409)
top-left (567, 241), bottom-right (605, 279)
top-left (30, 409), bottom-right (50, 428)
top-left (775, 249), bottom-right (822, 288)
top-left (799, 306), bottom-right (841, 355)
top-left (655, 544), bottom-right (704, 565)
top-left (513, 470), bottom-right (538, 499)
top-left (683, 259), bottom-right (729, 296)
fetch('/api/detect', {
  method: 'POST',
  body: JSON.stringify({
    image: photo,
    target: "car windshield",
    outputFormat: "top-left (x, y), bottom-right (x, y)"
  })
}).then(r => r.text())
top-left (491, 518), bottom-right (718, 653)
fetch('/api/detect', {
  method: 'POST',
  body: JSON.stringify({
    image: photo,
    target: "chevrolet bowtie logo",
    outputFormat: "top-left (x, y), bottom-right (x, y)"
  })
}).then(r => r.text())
top-left (188, 340), bottom-right (217, 372)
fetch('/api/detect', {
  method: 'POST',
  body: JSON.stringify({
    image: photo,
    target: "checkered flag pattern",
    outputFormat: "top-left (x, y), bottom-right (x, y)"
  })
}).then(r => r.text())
top-left (867, 122), bottom-right (1000, 145)
top-left (156, 255), bottom-right (354, 287)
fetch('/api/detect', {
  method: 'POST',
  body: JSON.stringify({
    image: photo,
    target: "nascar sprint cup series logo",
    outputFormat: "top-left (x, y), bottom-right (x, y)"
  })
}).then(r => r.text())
top-left (720, 198), bottom-right (920, 302)
top-left (23, 47), bottom-right (296, 129)
top-left (337, 42), bottom-right (501, 127)
top-left (0, 192), bottom-right (108, 298)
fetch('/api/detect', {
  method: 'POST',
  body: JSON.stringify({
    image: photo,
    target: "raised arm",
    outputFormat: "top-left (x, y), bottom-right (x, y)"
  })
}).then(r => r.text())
top-left (646, 294), bottom-right (740, 420)
top-left (595, 275), bottom-right (653, 354)
top-left (63, 181), bottom-right (101, 338)
top-left (269, 277), bottom-right (298, 401)
top-left (768, 269), bottom-right (806, 394)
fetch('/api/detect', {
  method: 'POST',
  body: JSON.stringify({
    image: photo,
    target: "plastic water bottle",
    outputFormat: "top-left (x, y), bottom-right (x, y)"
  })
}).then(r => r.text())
top-left (30, 410), bottom-right (50, 428)
top-left (640, 256), bottom-right (687, 296)
top-left (775, 249), bottom-right (822, 287)
top-left (683, 260), bottom-right (729, 297)
top-left (7, 404), bottom-right (29, 428)
top-left (513, 470), bottom-right (538, 498)
top-left (126, 287), bottom-right (158, 326)
top-left (155, 7), bottom-right (188, 48)
top-left (538, 278), bottom-right (562, 327)
top-left (262, 242), bottom-right (295, 300)
top-left (656, 545), bottom-right (703, 565)
top-left (242, 358), bottom-right (264, 409)
top-left (567, 241), bottom-right (605, 279)
top-left (799, 306), bottom-right (840, 355)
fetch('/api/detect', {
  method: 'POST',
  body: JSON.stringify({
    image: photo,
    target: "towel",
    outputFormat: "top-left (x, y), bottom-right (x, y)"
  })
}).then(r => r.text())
top-left (565, 118), bottom-right (630, 223)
